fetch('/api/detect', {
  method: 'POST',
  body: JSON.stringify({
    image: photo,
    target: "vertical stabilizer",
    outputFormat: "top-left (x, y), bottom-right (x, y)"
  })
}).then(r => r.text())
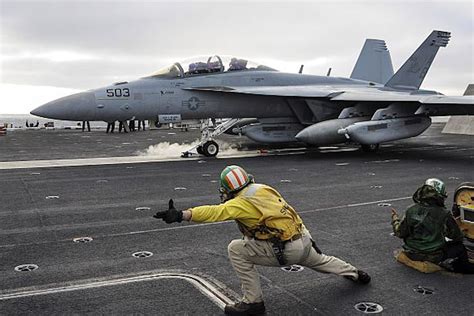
top-left (463, 84), bottom-right (474, 96)
top-left (385, 30), bottom-right (450, 90)
top-left (350, 39), bottom-right (394, 84)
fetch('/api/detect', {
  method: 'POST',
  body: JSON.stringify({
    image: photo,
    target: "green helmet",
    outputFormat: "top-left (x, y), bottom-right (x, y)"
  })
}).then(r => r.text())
top-left (220, 165), bottom-right (252, 194)
top-left (425, 178), bottom-right (447, 198)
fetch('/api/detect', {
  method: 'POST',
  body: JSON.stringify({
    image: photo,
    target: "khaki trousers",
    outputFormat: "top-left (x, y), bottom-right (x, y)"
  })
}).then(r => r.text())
top-left (227, 231), bottom-right (358, 303)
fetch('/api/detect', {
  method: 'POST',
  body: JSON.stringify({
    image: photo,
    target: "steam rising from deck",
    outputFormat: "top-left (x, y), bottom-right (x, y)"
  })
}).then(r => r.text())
top-left (137, 140), bottom-right (241, 158)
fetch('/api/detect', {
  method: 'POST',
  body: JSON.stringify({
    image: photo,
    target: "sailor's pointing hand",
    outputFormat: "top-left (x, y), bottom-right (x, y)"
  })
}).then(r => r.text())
top-left (153, 199), bottom-right (183, 223)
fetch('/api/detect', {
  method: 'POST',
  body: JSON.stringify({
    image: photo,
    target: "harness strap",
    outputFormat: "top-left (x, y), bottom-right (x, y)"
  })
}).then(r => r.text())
top-left (270, 238), bottom-right (287, 265)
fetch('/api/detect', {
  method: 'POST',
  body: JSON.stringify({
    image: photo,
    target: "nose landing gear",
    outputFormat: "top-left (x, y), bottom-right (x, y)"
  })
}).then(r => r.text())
top-left (195, 141), bottom-right (219, 157)
top-left (181, 118), bottom-right (240, 158)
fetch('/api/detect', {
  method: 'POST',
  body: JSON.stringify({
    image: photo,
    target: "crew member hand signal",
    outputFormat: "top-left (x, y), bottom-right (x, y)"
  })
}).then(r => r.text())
top-left (153, 199), bottom-right (183, 223)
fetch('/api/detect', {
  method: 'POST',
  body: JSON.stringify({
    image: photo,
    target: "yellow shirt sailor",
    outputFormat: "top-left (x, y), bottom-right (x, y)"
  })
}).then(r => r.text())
top-left (154, 165), bottom-right (371, 316)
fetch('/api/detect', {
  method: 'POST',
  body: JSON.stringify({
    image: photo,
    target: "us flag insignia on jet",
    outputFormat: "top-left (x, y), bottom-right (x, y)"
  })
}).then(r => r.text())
top-left (182, 97), bottom-right (205, 110)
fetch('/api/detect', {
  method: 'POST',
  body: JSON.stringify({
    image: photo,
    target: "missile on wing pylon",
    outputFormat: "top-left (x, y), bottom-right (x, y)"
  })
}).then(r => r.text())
top-left (338, 116), bottom-right (432, 145)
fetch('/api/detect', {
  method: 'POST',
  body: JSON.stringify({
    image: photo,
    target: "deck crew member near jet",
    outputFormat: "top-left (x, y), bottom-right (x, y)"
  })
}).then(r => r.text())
top-left (153, 165), bottom-right (371, 315)
top-left (391, 178), bottom-right (474, 274)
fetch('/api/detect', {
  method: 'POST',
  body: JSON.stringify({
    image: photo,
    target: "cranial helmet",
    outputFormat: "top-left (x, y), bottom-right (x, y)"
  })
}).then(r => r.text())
top-left (220, 165), bottom-right (253, 194)
top-left (425, 178), bottom-right (447, 198)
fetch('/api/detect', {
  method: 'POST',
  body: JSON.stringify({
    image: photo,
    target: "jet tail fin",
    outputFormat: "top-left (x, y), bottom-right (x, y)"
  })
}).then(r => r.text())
top-left (350, 39), bottom-right (394, 84)
top-left (463, 84), bottom-right (474, 96)
top-left (385, 30), bottom-right (451, 90)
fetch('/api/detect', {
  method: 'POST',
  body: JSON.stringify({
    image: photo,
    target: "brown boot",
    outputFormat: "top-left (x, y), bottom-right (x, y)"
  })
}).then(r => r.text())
top-left (224, 301), bottom-right (266, 315)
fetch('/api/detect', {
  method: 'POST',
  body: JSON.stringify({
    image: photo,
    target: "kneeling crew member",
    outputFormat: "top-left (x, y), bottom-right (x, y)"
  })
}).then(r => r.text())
top-left (391, 178), bottom-right (474, 274)
top-left (154, 165), bottom-right (371, 316)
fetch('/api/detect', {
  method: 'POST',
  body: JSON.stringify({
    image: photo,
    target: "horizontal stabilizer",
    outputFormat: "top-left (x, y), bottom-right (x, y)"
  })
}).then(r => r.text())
top-left (385, 30), bottom-right (451, 90)
top-left (350, 39), bottom-right (394, 84)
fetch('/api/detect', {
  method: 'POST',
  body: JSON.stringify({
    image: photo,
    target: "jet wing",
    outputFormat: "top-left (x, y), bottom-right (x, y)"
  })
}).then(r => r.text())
top-left (332, 91), bottom-right (474, 115)
top-left (186, 85), bottom-right (473, 104)
top-left (185, 85), bottom-right (474, 115)
top-left (418, 95), bottom-right (474, 105)
top-left (331, 91), bottom-right (474, 105)
top-left (331, 91), bottom-right (474, 115)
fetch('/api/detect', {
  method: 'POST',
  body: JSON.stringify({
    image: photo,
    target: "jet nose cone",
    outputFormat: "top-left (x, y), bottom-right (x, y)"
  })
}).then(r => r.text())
top-left (30, 92), bottom-right (96, 120)
top-left (30, 105), bottom-right (51, 118)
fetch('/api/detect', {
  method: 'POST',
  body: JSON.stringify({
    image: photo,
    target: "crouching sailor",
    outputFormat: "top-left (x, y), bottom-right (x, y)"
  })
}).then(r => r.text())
top-left (153, 165), bottom-right (371, 316)
top-left (391, 178), bottom-right (474, 274)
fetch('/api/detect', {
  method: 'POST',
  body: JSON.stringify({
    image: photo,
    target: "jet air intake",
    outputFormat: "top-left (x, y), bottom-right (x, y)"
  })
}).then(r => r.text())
top-left (338, 116), bottom-right (432, 145)
top-left (295, 117), bottom-right (369, 145)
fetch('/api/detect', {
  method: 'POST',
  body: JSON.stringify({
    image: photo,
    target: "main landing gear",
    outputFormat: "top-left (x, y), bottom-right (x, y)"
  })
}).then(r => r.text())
top-left (181, 118), bottom-right (241, 158)
top-left (360, 143), bottom-right (380, 153)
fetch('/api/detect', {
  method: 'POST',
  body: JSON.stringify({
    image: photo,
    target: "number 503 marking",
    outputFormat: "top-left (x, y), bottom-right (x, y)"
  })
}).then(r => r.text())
top-left (106, 88), bottom-right (130, 98)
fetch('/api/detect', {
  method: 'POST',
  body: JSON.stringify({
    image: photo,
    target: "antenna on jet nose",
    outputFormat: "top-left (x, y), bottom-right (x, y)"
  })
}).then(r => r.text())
top-left (298, 65), bottom-right (304, 74)
top-left (326, 67), bottom-right (332, 76)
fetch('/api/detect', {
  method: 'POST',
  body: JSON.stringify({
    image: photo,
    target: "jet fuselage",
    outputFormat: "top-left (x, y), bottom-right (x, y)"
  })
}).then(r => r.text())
top-left (31, 71), bottom-right (372, 123)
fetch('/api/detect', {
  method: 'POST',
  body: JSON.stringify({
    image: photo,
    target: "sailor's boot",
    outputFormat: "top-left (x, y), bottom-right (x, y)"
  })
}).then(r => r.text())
top-left (344, 270), bottom-right (371, 284)
top-left (224, 301), bottom-right (266, 315)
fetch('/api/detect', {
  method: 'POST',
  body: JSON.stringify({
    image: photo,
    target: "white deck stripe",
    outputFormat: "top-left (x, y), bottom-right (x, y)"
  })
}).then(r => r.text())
top-left (0, 272), bottom-right (235, 309)
top-left (298, 196), bottom-right (411, 214)
top-left (0, 152), bottom-right (261, 170)
top-left (0, 156), bottom-right (188, 170)
top-left (0, 196), bottom-right (412, 249)
top-left (0, 149), bottom-right (311, 170)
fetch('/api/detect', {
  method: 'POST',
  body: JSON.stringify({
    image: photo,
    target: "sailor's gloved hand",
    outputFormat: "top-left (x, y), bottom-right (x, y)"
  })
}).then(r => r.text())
top-left (153, 199), bottom-right (183, 224)
top-left (391, 208), bottom-right (398, 220)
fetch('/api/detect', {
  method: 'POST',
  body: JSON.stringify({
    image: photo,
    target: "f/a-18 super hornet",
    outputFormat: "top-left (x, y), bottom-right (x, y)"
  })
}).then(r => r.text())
top-left (31, 30), bottom-right (474, 157)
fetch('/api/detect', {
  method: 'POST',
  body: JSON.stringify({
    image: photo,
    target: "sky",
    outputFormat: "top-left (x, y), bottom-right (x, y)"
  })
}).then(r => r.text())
top-left (0, 0), bottom-right (473, 114)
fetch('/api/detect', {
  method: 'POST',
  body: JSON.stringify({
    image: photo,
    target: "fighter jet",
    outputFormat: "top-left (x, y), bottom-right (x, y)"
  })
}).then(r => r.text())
top-left (31, 30), bottom-right (474, 157)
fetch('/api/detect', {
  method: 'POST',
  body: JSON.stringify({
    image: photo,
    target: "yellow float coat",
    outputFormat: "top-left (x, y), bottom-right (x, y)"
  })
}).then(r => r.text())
top-left (190, 183), bottom-right (304, 240)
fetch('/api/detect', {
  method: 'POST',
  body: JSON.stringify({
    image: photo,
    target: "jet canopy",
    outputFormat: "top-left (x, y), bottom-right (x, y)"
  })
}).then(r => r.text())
top-left (147, 55), bottom-right (277, 79)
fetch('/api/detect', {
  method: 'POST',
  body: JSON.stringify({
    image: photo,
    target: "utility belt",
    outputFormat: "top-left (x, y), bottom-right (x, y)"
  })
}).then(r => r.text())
top-left (249, 234), bottom-right (302, 266)
top-left (237, 222), bottom-right (321, 265)
top-left (259, 233), bottom-right (322, 266)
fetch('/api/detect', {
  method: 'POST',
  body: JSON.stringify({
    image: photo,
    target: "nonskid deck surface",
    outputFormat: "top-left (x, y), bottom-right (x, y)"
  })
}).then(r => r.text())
top-left (0, 123), bottom-right (472, 315)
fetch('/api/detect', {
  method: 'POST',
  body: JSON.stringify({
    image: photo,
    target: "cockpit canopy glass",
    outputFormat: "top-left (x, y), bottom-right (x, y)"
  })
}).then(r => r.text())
top-left (146, 55), bottom-right (277, 79)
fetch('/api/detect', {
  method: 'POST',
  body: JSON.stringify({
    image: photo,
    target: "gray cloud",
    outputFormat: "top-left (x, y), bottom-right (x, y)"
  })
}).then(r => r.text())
top-left (1, 0), bottom-right (472, 94)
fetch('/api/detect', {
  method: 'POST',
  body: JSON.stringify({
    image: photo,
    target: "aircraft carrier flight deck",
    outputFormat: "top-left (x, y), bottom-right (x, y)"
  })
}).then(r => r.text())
top-left (0, 123), bottom-right (473, 315)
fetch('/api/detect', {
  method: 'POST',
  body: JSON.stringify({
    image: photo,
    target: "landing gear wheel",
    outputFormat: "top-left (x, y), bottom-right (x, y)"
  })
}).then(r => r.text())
top-left (361, 143), bottom-right (379, 153)
top-left (202, 141), bottom-right (219, 157)
top-left (196, 146), bottom-right (204, 155)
